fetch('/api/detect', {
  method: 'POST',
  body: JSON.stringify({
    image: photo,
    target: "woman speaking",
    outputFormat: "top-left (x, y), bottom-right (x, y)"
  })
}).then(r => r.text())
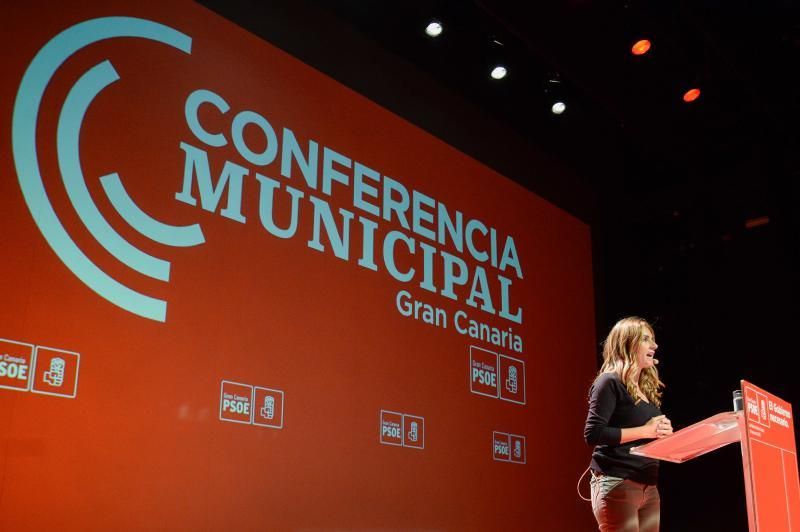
top-left (584, 317), bottom-right (673, 531)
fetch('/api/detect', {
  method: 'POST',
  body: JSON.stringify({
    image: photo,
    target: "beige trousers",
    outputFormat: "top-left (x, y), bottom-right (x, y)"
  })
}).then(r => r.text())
top-left (590, 473), bottom-right (660, 532)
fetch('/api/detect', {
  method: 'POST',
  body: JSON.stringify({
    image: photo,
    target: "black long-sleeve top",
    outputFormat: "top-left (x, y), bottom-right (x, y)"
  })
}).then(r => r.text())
top-left (584, 372), bottom-right (661, 485)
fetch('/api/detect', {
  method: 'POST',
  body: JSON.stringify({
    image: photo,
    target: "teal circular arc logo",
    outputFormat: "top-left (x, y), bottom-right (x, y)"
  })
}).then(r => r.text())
top-left (12, 17), bottom-right (205, 322)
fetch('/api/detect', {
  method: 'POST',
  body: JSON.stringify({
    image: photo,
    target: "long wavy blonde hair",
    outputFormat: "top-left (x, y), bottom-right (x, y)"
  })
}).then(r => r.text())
top-left (599, 316), bottom-right (665, 407)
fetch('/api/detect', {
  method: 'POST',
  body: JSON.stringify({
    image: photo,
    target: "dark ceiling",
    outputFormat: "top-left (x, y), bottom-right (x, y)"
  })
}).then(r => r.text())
top-left (318, 1), bottom-right (799, 228)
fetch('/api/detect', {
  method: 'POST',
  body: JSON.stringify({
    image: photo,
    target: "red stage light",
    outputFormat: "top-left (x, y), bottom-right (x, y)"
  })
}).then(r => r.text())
top-left (745, 216), bottom-right (769, 229)
top-left (683, 88), bottom-right (701, 102)
top-left (631, 39), bottom-right (651, 55)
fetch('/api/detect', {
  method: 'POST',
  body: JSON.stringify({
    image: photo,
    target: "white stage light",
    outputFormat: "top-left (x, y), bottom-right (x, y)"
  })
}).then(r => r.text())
top-left (551, 101), bottom-right (566, 114)
top-left (425, 21), bottom-right (443, 37)
top-left (490, 66), bottom-right (507, 80)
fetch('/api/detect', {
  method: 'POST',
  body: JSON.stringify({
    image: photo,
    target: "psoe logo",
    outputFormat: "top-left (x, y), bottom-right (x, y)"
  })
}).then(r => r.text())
top-left (12, 17), bottom-right (205, 322)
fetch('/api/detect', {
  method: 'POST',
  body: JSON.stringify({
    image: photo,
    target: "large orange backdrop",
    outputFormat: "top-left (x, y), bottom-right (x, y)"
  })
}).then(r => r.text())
top-left (0, 1), bottom-right (597, 530)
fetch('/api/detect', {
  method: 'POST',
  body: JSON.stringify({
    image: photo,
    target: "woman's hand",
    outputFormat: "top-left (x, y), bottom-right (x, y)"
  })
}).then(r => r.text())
top-left (644, 415), bottom-right (674, 439)
top-left (657, 416), bottom-right (673, 438)
top-left (620, 415), bottom-right (675, 443)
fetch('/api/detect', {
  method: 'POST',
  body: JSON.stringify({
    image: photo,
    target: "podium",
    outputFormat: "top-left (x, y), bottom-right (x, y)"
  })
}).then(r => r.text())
top-left (630, 380), bottom-right (800, 531)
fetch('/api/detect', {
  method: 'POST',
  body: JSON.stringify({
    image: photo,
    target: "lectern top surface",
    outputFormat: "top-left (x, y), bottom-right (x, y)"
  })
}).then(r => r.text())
top-left (630, 411), bottom-right (741, 463)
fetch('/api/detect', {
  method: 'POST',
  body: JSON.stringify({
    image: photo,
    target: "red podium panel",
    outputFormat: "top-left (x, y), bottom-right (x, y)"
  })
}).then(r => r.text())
top-left (631, 380), bottom-right (800, 531)
top-left (741, 380), bottom-right (800, 532)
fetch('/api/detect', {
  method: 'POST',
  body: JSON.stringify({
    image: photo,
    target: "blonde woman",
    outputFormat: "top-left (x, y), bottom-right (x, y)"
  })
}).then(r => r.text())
top-left (584, 317), bottom-right (673, 532)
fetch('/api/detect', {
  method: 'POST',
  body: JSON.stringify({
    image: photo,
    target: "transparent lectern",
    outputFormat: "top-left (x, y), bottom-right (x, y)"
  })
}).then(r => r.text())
top-left (630, 380), bottom-right (800, 531)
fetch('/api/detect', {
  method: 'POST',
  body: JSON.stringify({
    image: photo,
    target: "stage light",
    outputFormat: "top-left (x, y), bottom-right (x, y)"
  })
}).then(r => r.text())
top-left (631, 39), bottom-right (651, 56)
top-left (683, 88), bottom-right (701, 102)
top-left (745, 216), bottom-right (769, 229)
top-left (490, 66), bottom-right (507, 79)
top-left (551, 101), bottom-right (566, 115)
top-left (425, 21), bottom-right (443, 37)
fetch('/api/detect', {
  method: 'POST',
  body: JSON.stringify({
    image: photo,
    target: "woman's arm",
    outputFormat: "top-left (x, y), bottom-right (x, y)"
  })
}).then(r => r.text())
top-left (584, 376), bottom-right (621, 446)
